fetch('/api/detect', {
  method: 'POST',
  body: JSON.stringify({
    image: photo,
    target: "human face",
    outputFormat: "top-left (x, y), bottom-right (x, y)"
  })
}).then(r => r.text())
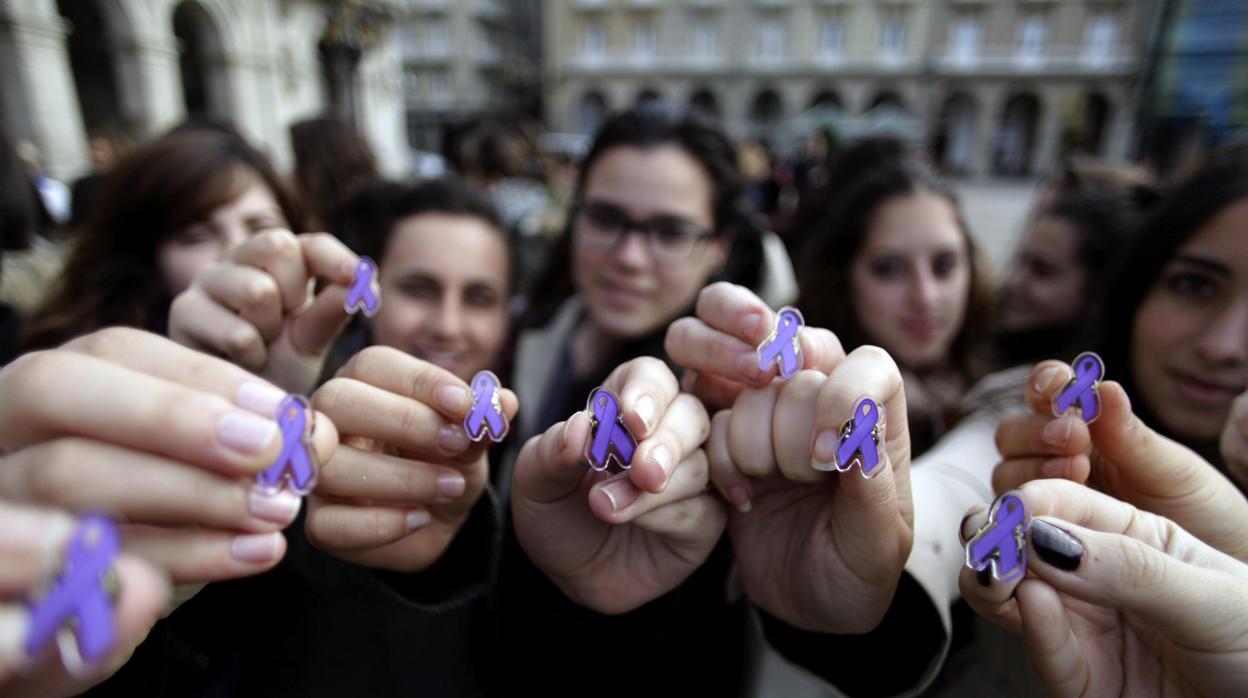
top-left (370, 213), bottom-right (509, 382)
top-left (156, 172), bottom-right (287, 297)
top-left (1131, 198), bottom-right (1248, 443)
top-left (999, 216), bottom-right (1084, 331)
top-left (850, 192), bottom-right (971, 370)
top-left (571, 145), bottom-right (728, 339)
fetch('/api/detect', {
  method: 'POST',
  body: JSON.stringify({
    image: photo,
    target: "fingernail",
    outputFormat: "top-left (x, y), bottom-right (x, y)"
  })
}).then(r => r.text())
top-left (728, 484), bottom-right (752, 513)
top-left (958, 512), bottom-right (977, 545)
top-left (812, 429), bottom-right (840, 466)
top-left (235, 382), bottom-right (286, 416)
top-left (1034, 365), bottom-right (1066, 395)
top-left (435, 385), bottom-right (468, 413)
top-left (1030, 519), bottom-right (1084, 571)
top-left (218, 411), bottom-right (280, 456)
top-left (230, 532), bottom-right (282, 563)
top-left (634, 394), bottom-right (659, 434)
top-left (407, 510), bottom-right (431, 532)
top-left (437, 473), bottom-right (466, 499)
top-left (738, 352), bottom-right (762, 381)
top-left (1042, 418), bottom-right (1073, 448)
top-left (438, 424), bottom-right (470, 453)
top-left (976, 568), bottom-right (993, 587)
top-left (248, 488), bottom-right (302, 524)
top-left (1041, 457), bottom-right (1069, 479)
top-left (649, 443), bottom-right (673, 480)
top-left (740, 312), bottom-right (764, 339)
top-left (596, 476), bottom-right (641, 513)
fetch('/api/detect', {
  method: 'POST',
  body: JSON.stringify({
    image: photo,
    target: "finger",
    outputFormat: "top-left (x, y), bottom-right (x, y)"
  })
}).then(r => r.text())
top-left (0, 439), bottom-right (303, 533)
top-left (167, 289), bottom-right (268, 370)
top-left (194, 263), bottom-right (283, 343)
top-left (316, 446), bottom-right (468, 504)
top-left (284, 284), bottom-right (353, 359)
top-left (313, 377), bottom-right (480, 463)
top-left (0, 351), bottom-right (283, 478)
top-left (772, 370), bottom-right (830, 483)
top-left (0, 505), bottom-right (75, 594)
top-left (229, 229), bottom-right (309, 310)
top-left (122, 525), bottom-right (286, 585)
top-left (706, 409), bottom-right (754, 513)
top-left (665, 316), bottom-right (771, 387)
top-left (605, 356), bottom-right (680, 440)
top-left (690, 283), bottom-right (846, 372)
top-left (1025, 360), bottom-right (1075, 415)
top-left (632, 493), bottom-right (726, 545)
top-left (1014, 578), bottom-right (1091, 697)
top-left (511, 411), bottom-right (595, 504)
top-left (684, 370), bottom-right (750, 413)
top-left (304, 501), bottom-right (430, 552)
top-left (333, 346), bottom-right (518, 423)
top-left (994, 414), bottom-right (1091, 459)
top-left (991, 455), bottom-right (1092, 494)
top-left (588, 449), bottom-right (710, 525)
top-left (628, 393), bottom-right (710, 494)
top-left (956, 505), bottom-right (1025, 624)
top-left (727, 383), bottom-right (781, 478)
top-left (298, 232), bottom-right (359, 286)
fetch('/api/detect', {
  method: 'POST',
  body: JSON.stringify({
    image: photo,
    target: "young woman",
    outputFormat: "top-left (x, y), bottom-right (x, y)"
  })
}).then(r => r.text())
top-left (797, 151), bottom-right (994, 456)
top-left (23, 129), bottom-right (305, 349)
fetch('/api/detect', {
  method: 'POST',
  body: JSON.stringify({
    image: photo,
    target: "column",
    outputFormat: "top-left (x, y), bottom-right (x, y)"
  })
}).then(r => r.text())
top-left (111, 31), bottom-right (185, 137)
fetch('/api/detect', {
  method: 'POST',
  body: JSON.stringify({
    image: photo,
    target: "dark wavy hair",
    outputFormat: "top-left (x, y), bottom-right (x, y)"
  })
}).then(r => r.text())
top-left (797, 156), bottom-right (993, 383)
top-left (23, 130), bottom-right (304, 349)
top-left (523, 103), bottom-right (765, 325)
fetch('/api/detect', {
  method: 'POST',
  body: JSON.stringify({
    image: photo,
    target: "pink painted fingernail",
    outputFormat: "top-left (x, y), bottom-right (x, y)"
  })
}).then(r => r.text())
top-left (230, 532), bottom-right (283, 563)
top-left (437, 473), bottom-right (466, 499)
top-left (740, 312), bottom-right (764, 339)
top-left (249, 488), bottom-right (302, 524)
top-left (406, 510), bottom-right (431, 532)
top-left (435, 385), bottom-right (468, 412)
top-left (218, 411), bottom-right (279, 455)
top-left (438, 424), bottom-right (470, 453)
top-left (235, 381), bottom-right (287, 416)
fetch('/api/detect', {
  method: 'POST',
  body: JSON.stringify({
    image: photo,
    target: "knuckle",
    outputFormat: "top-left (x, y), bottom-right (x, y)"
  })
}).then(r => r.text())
top-left (26, 439), bottom-right (89, 504)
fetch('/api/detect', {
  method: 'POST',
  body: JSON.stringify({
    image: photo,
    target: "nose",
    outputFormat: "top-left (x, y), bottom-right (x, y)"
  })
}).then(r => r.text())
top-left (430, 294), bottom-right (464, 340)
top-left (909, 266), bottom-right (941, 313)
top-left (1194, 300), bottom-right (1248, 367)
top-left (611, 228), bottom-right (652, 269)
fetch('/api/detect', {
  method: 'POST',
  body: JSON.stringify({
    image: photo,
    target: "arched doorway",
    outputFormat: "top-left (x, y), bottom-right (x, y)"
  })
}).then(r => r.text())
top-left (751, 89), bottom-right (784, 139)
top-left (56, 0), bottom-right (123, 132)
top-left (579, 91), bottom-right (608, 135)
top-left (635, 88), bottom-right (663, 107)
top-left (809, 89), bottom-right (843, 113)
top-left (173, 1), bottom-right (230, 118)
top-left (1081, 92), bottom-right (1110, 155)
top-left (689, 88), bottom-right (719, 119)
top-left (936, 93), bottom-right (977, 174)
top-left (865, 90), bottom-right (907, 114)
top-left (994, 93), bottom-right (1040, 176)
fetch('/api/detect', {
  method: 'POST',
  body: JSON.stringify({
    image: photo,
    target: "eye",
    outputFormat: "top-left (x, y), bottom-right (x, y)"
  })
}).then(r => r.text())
top-left (173, 224), bottom-right (216, 246)
top-left (868, 257), bottom-right (905, 280)
top-left (464, 285), bottom-right (501, 308)
top-left (247, 216), bottom-right (286, 234)
top-left (583, 203), bottom-right (628, 231)
top-left (1166, 271), bottom-right (1218, 300)
top-left (932, 252), bottom-right (960, 278)
top-left (398, 278), bottom-right (439, 300)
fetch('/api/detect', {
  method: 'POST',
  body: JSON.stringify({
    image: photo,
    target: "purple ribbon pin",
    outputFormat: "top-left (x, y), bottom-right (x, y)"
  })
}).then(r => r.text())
top-left (464, 370), bottom-right (509, 442)
top-left (585, 387), bottom-right (636, 472)
top-left (832, 396), bottom-right (886, 478)
top-left (345, 256), bottom-right (382, 317)
top-left (1052, 351), bottom-right (1105, 423)
top-left (25, 515), bottom-right (120, 668)
top-left (965, 491), bottom-right (1030, 583)
top-left (757, 306), bottom-right (805, 380)
top-left (257, 394), bottom-right (319, 495)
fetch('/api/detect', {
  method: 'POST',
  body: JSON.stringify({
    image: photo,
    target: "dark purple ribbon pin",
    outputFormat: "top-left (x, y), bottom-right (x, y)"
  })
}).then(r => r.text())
top-left (1052, 351), bottom-right (1105, 423)
top-left (464, 370), bottom-right (509, 442)
top-left (257, 394), bottom-right (319, 495)
top-left (757, 306), bottom-right (804, 380)
top-left (25, 515), bottom-right (120, 669)
top-left (830, 396), bottom-right (886, 478)
top-left (585, 387), bottom-right (636, 472)
top-left (345, 256), bottom-right (382, 317)
top-left (965, 491), bottom-right (1030, 583)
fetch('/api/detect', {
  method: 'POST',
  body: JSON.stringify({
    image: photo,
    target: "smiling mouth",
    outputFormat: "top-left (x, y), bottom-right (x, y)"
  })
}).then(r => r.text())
top-left (1169, 369), bottom-right (1246, 406)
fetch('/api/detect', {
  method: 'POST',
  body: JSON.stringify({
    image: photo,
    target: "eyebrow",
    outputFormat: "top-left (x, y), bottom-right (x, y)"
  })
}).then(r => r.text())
top-left (1171, 254), bottom-right (1232, 277)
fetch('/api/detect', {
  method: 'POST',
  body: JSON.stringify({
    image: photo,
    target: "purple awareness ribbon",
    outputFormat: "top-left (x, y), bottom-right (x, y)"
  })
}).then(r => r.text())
top-left (345, 257), bottom-right (382, 316)
top-left (1052, 351), bottom-right (1105, 423)
top-left (835, 397), bottom-right (884, 478)
top-left (757, 306), bottom-right (804, 380)
top-left (586, 388), bottom-right (636, 472)
top-left (257, 394), bottom-right (318, 495)
top-left (25, 515), bottom-right (119, 665)
top-left (464, 370), bottom-right (509, 442)
top-left (965, 492), bottom-right (1029, 583)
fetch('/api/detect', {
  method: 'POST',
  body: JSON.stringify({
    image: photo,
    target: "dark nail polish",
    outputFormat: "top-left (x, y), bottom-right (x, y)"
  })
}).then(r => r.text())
top-left (1030, 519), bottom-right (1083, 571)
top-left (976, 568), bottom-right (993, 587)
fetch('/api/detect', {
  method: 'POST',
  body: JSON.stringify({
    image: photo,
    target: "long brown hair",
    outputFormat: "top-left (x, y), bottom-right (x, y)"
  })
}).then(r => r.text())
top-left (23, 130), bottom-right (303, 349)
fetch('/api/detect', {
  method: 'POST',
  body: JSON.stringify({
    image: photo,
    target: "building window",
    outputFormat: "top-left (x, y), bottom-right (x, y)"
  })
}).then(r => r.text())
top-left (757, 16), bottom-right (785, 62)
top-left (692, 16), bottom-right (717, 61)
top-left (1083, 16), bottom-right (1116, 65)
top-left (1015, 15), bottom-right (1047, 65)
top-left (632, 19), bottom-right (657, 59)
top-left (818, 17), bottom-right (844, 60)
top-left (429, 70), bottom-right (451, 102)
top-left (881, 17), bottom-right (906, 59)
top-left (581, 20), bottom-right (606, 58)
top-left (949, 15), bottom-right (980, 66)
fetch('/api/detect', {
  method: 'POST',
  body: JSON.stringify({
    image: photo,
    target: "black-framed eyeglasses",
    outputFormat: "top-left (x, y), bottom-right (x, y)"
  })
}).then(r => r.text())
top-left (573, 200), bottom-right (717, 262)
